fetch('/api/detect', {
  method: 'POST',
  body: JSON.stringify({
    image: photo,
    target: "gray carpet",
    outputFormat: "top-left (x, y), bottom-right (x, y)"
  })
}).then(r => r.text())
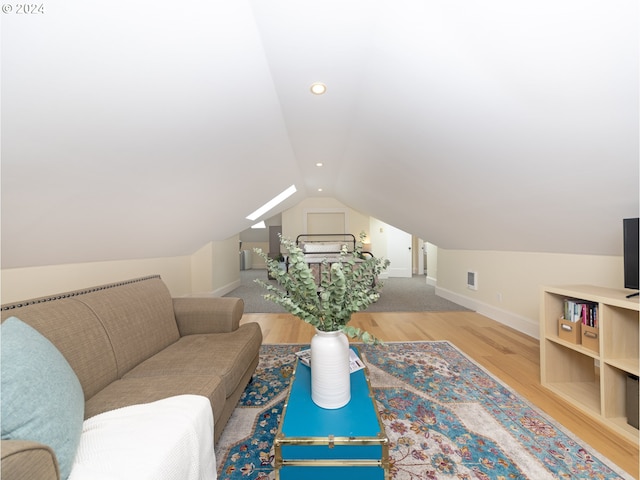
top-left (225, 269), bottom-right (471, 313)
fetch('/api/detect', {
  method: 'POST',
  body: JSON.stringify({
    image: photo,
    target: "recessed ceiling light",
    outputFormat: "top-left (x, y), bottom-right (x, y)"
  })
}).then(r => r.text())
top-left (310, 82), bottom-right (327, 95)
top-left (318, 188), bottom-right (323, 192)
top-left (316, 162), bottom-right (323, 167)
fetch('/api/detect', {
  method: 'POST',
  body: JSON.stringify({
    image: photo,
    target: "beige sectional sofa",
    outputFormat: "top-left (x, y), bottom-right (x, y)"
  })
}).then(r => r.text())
top-left (1, 275), bottom-right (262, 479)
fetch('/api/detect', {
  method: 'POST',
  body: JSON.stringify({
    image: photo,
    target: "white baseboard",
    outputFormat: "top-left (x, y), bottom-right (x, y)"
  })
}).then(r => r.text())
top-left (182, 279), bottom-right (241, 298)
top-left (426, 276), bottom-right (437, 286)
top-left (212, 280), bottom-right (241, 297)
top-left (435, 286), bottom-right (539, 340)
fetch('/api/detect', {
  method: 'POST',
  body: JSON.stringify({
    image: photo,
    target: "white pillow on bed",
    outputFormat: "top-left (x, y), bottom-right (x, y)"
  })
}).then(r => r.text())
top-left (302, 243), bottom-right (343, 253)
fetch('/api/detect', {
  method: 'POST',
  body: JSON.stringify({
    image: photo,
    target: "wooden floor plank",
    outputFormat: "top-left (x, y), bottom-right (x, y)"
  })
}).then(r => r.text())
top-left (240, 311), bottom-right (639, 477)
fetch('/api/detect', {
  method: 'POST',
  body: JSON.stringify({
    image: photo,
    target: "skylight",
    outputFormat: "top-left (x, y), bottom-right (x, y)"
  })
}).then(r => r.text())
top-left (245, 185), bottom-right (297, 221)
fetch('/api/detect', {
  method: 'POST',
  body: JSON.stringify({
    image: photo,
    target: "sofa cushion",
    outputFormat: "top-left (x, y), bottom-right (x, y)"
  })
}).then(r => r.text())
top-left (76, 277), bottom-right (180, 378)
top-left (1, 317), bottom-right (85, 480)
top-left (84, 374), bottom-right (226, 426)
top-left (123, 322), bottom-right (263, 398)
top-left (1, 299), bottom-right (118, 400)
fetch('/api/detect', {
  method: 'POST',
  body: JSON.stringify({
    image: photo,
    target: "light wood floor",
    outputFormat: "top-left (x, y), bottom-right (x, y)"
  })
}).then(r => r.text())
top-left (241, 310), bottom-right (639, 478)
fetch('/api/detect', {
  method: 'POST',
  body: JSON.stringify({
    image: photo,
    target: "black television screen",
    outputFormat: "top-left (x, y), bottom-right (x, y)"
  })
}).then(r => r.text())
top-left (623, 217), bottom-right (639, 291)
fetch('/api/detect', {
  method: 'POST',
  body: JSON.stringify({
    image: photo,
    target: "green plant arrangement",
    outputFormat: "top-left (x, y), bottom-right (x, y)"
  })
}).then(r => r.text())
top-left (254, 233), bottom-right (390, 345)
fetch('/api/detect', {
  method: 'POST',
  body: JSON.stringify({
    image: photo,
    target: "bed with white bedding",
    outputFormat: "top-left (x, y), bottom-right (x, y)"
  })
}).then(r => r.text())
top-left (294, 233), bottom-right (374, 286)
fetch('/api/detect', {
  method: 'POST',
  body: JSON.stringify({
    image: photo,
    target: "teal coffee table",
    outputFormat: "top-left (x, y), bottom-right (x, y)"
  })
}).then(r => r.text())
top-left (274, 348), bottom-right (389, 479)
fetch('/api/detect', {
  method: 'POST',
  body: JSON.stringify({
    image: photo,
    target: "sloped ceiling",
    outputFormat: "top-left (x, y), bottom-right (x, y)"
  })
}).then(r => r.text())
top-left (1, 0), bottom-right (638, 269)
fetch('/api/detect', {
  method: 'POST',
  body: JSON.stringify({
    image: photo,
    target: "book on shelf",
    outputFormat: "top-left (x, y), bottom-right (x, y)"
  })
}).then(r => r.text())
top-left (563, 299), bottom-right (598, 327)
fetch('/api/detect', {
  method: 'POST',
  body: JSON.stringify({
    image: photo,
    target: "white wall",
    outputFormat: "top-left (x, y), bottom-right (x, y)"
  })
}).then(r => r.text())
top-left (282, 197), bottom-right (370, 242)
top-left (1, 235), bottom-right (242, 303)
top-left (190, 241), bottom-right (216, 294)
top-left (425, 242), bottom-right (438, 285)
top-left (435, 249), bottom-right (624, 338)
top-left (1, 256), bottom-right (192, 303)
top-left (210, 235), bottom-right (241, 296)
top-left (368, 217), bottom-right (389, 263)
top-left (241, 242), bottom-right (269, 269)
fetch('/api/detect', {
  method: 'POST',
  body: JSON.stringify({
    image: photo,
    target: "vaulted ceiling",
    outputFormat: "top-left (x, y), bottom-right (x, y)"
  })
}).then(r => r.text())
top-left (2, 0), bottom-right (638, 269)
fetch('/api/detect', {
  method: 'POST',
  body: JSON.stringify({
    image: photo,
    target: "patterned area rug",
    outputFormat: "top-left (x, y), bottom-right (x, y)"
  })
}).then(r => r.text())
top-left (215, 342), bottom-right (632, 479)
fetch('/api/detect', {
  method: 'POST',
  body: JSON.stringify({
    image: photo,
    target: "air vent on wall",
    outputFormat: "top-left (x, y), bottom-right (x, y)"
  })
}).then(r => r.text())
top-left (467, 271), bottom-right (478, 290)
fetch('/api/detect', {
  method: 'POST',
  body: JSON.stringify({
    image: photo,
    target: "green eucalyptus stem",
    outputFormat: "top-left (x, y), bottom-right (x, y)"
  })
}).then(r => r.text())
top-left (254, 233), bottom-right (390, 345)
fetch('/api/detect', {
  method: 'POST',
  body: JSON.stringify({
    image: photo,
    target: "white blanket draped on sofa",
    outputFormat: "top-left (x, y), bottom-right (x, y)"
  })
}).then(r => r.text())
top-left (69, 395), bottom-right (216, 480)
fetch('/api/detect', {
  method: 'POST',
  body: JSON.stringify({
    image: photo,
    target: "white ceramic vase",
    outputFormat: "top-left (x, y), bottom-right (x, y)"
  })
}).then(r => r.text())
top-left (310, 329), bottom-right (351, 409)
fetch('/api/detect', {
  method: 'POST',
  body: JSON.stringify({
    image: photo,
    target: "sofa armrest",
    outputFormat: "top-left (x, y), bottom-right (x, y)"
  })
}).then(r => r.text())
top-left (1, 440), bottom-right (60, 480)
top-left (173, 297), bottom-right (244, 336)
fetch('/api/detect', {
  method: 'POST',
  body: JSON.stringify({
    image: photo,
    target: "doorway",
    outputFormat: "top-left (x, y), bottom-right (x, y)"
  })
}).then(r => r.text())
top-left (386, 224), bottom-right (412, 278)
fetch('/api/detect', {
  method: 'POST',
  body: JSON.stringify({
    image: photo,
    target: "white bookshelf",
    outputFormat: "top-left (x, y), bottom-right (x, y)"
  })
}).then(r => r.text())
top-left (540, 285), bottom-right (639, 444)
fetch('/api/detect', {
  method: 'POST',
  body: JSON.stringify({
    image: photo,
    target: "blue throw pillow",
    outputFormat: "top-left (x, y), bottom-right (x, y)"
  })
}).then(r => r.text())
top-left (1, 316), bottom-right (85, 480)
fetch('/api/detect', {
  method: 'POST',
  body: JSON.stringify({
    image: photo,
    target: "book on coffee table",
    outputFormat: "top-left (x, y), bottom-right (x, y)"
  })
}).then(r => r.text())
top-left (295, 348), bottom-right (365, 373)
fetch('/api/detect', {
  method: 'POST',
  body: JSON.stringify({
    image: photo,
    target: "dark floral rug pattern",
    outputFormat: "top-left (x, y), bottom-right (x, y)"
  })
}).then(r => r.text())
top-left (215, 342), bottom-right (632, 480)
